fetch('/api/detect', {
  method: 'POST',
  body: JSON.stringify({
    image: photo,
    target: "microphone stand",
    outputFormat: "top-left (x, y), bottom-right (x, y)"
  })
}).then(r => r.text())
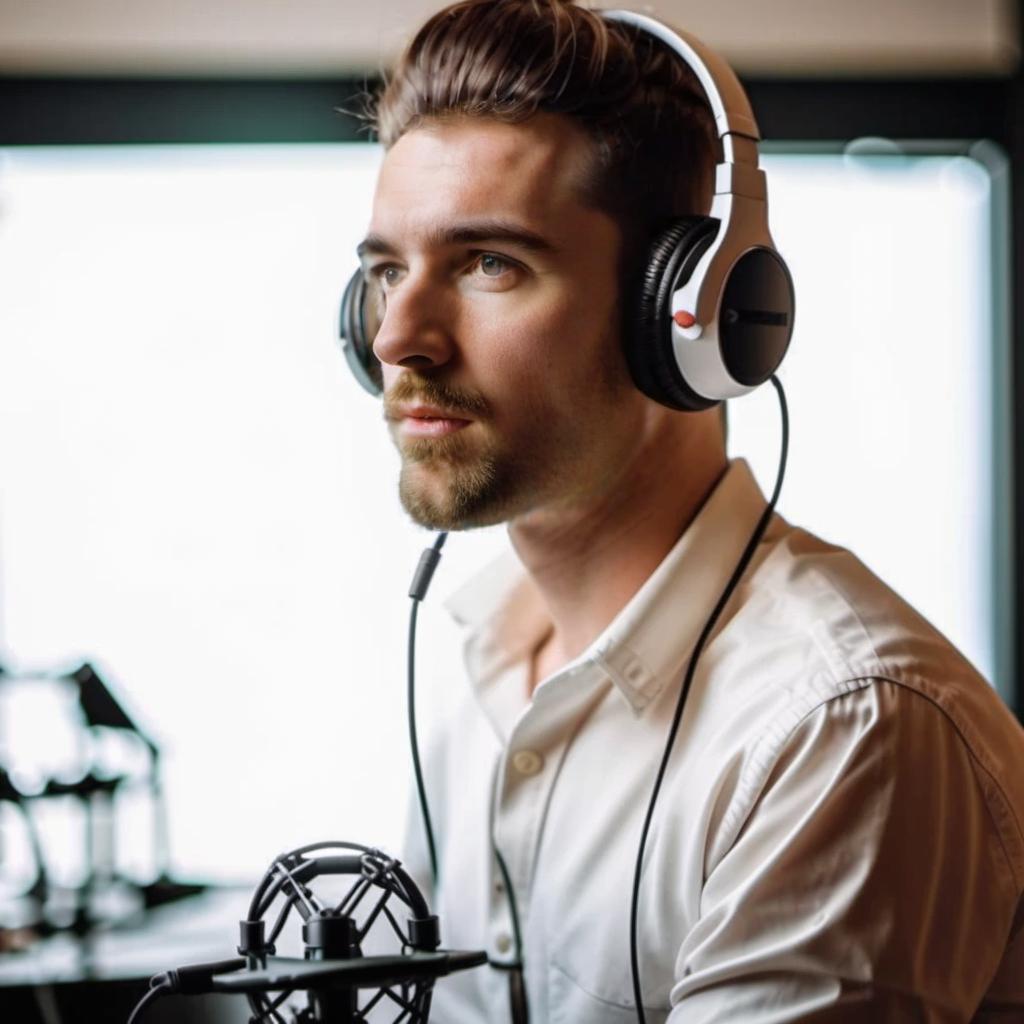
top-left (128, 841), bottom-right (487, 1024)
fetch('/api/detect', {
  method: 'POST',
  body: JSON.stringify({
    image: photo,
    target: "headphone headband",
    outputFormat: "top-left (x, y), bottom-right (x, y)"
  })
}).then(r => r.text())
top-left (601, 10), bottom-right (761, 144)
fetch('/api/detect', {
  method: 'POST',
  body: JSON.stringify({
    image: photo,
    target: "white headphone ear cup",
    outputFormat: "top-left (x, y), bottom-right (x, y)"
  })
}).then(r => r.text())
top-left (338, 270), bottom-right (383, 396)
top-left (628, 217), bottom-right (720, 411)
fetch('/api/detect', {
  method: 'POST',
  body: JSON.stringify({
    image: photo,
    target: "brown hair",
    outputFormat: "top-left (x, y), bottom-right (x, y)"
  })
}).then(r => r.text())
top-left (368, 0), bottom-right (718, 269)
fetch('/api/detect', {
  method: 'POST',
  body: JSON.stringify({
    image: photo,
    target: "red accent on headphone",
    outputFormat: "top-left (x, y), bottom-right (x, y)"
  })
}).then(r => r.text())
top-left (673, 310), bottom-right (697, 328)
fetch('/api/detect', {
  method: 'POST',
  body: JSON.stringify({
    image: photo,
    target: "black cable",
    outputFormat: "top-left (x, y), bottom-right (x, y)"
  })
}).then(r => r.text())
top-left (629, 375), bottom-right (790, 1023)
top-left (126, 982), bottom-right (170, 1024)
top-left (401, 377), bottom-right (788, 1024)
top-left (405, 532), bottom-right (528, 1023)
top-left (492, 847), bottom-right (525, 967)
top-left (408, 601), bottom-right (436, 885)
top-left (491, 846), bottom-right (529, 1024)
top-left (407, 532), bottom-right (448, 889)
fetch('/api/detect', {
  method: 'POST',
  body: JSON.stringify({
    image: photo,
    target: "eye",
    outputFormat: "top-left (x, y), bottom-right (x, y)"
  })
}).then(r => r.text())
top-left (477, 253), bottom-right (509, 277)
top-left (469, 252), bottom-right (523, 288)
top-left (366, 264), bottom-right (402, 289)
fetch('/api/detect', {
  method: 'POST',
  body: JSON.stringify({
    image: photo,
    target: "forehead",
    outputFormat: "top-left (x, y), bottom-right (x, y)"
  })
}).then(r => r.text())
top-left (369, 114), bottom-right (602, 246)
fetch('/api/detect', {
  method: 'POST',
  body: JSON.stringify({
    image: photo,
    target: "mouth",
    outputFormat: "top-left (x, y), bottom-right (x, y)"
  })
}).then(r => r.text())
top-left (392, 404), bottom-right (474, 439)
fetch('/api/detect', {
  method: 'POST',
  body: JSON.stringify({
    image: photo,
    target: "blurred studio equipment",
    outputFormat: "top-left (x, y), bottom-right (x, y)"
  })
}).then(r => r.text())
top-left (0, 659), bottom-right (203, 947)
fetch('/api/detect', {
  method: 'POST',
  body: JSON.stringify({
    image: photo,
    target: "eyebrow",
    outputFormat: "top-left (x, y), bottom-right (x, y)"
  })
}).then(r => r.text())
top-left (356, 219), bottom-right (559, 261)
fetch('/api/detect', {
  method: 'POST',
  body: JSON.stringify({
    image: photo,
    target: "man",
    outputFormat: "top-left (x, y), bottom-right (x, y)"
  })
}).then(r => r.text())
top-left (353, 0), bottom-right (1024, 1019)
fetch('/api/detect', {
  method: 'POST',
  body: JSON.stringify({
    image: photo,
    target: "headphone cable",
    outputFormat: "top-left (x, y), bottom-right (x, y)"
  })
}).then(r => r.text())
top-left (403, 377), bottom-right (788, 1024)
top-left (406, 531), bottom-right (529, 1023)
top-left (126, 981), bottom-right (171, 1024)
top-left (629, 376), bottom-right (790, 1023)
top-left (407, 531), bottom-right (448, 888)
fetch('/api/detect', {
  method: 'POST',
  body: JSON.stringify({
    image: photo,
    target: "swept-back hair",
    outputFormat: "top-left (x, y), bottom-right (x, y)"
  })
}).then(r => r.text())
top-left (369, 0), bottom-right (718, 266)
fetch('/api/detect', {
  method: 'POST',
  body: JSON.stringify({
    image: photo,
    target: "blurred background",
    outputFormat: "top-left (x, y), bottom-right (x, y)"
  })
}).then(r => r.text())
top-left (0, 0), bottom-right (1021, 1020)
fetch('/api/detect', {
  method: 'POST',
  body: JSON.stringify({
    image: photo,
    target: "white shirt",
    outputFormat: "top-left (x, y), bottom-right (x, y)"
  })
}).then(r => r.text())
top-left (403, 459), bottom-right (1024, 1023)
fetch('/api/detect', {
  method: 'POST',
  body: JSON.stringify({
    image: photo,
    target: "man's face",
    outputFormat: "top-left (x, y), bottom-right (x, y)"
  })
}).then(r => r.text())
top-left (361, 113), bottom-right (650, 530)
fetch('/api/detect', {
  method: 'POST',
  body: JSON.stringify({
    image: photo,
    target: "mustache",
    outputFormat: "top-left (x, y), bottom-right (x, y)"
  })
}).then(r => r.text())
top-left (383, 375), bottom-right (491, 421)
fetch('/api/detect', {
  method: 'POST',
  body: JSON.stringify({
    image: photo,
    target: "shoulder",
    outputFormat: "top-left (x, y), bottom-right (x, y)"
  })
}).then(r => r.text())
top-left (701, 521), bottom-right (1024, 888)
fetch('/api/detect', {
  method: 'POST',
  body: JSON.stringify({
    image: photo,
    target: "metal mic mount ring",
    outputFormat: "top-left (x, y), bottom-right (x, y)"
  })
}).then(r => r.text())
top-left (234, 840), bottom-right (443, 1024)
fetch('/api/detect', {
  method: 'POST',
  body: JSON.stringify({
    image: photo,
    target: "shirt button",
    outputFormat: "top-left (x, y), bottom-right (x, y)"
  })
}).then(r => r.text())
top-left (511, 749), bottom-right (544, 776)
top-left (495, 933), bottom-right (512, 954)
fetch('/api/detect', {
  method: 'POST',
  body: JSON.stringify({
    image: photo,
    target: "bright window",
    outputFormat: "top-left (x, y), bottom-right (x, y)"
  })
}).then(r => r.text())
top-left (0, 142), bottom-right (1010, 882)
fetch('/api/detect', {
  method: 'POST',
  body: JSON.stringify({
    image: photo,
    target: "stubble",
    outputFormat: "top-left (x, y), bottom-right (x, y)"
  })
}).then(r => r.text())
top-left (385, 375), bottom-right (517, 530)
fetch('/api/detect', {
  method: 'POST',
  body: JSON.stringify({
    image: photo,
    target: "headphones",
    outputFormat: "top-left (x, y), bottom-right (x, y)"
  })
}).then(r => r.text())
top-left (338, 9), bottom-right (795, 412)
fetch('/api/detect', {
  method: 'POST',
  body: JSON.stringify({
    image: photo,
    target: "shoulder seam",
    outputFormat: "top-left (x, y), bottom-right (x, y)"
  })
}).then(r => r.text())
top-left (715, 673), bottom-right (1024, 890)
top-left (870, 671), bottom-right (1024, 892)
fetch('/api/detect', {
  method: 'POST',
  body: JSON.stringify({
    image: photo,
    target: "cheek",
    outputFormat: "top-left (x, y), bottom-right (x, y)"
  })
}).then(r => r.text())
top-left (462, 318), bottom-right (573, 427)
top-left (462, 291), bottom-right (618, 395)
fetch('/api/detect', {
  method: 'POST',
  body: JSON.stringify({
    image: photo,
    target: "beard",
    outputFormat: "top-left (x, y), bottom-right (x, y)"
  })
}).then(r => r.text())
top-left (398, 438), bottom-right (505, 530)
top-left (384, 374), bottom-right (531, 530)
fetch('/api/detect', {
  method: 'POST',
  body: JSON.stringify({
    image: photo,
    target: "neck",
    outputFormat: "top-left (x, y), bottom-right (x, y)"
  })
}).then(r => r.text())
top-left (509, 412), bottom-right (727, 692)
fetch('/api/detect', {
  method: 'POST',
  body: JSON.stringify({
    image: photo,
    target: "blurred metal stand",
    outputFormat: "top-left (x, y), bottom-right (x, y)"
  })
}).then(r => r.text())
top-left (0, 659), bottom-right (206, 949)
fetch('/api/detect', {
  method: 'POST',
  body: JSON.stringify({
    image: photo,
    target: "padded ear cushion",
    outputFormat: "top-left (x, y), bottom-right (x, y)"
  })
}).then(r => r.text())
top-left (627, 216), bottom-right (721, 412)
top-left (338, 269), bottom-right (383, 396)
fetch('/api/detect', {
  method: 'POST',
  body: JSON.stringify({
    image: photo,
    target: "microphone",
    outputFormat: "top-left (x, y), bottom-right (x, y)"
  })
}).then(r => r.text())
top-left (127, 840), bottom-right (487, 1023)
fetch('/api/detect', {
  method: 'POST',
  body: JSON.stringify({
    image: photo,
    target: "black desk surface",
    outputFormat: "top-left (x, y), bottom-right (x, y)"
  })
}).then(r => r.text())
top-left (0, 887), bottom-right (253, 1023)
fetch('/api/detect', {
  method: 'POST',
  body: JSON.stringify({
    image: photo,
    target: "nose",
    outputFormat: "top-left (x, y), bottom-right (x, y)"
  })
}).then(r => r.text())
top-left (371, 270), bottom-right (456, 374)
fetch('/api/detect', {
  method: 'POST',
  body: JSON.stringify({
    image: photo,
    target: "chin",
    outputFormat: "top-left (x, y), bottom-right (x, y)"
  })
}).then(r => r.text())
top-left (400, 494), bottom-right (506, 532)
top-left (397, 456), bottom-right (521, 531)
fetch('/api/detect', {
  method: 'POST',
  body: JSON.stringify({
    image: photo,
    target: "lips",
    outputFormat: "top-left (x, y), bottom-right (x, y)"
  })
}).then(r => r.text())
top-left (393, 403), bottom-right (473, 439)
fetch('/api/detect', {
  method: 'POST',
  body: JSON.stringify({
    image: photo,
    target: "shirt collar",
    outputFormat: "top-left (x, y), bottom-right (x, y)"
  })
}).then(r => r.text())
top-left (445, 458), bottom-right (770, 716)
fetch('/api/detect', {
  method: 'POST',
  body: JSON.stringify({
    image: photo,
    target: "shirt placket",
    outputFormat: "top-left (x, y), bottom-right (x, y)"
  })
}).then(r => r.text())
top-left (488, 662), bottom-right (608, 960)
top-left (488, 709), bottom-right (550, 961)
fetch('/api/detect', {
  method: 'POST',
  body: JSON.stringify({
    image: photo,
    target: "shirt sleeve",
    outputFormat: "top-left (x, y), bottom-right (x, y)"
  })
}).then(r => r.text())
top-left (669, 679), bottom-right (1020, 1023)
